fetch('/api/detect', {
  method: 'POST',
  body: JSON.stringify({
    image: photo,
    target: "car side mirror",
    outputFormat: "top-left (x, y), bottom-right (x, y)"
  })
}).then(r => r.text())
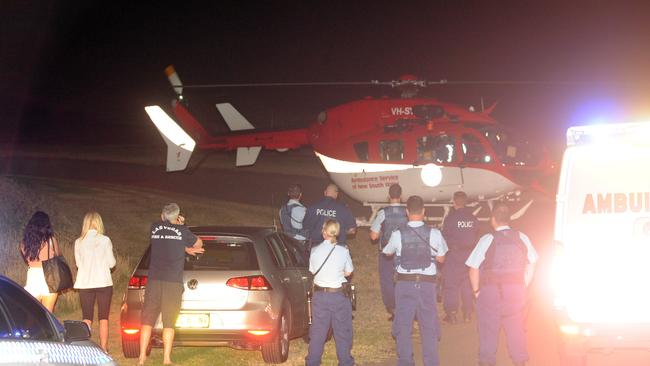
top-left (64, 320), bottom-right (91, 342)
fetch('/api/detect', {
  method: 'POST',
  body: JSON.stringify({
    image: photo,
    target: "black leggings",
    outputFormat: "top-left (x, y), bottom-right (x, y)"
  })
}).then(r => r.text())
top-left (78, 286), bottom-right (113, 321)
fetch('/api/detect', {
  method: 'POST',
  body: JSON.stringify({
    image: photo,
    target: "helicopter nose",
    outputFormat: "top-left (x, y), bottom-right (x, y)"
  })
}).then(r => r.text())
top-left (420, 163), bottom-right (442, 187)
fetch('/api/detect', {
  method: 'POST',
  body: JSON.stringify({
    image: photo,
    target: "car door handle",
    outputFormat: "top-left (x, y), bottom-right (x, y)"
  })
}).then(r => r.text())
top-left (281, 277), bottom-right (291, 283)
top-left (301, 276), bottom-right (309, 281)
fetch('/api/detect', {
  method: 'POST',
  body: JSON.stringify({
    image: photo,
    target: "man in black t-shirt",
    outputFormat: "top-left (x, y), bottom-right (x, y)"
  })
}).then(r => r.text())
top-left (138, 203), bottom-right (203, 366)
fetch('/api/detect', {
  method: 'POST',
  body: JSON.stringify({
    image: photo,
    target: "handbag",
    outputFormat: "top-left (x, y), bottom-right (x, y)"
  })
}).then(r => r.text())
top-left (42, 239), bottom-right (74, 293)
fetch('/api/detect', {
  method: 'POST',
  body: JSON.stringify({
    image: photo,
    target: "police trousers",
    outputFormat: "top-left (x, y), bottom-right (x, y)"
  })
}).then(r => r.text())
top-left (442, 249), bottom-right (474, 315)
top-left (393, 280), bottom-right (441, 366)
top-left (378, 253), bottom-right (396, 312)
top-left (476, 283), bottom-right (528, 365)
top-left (305, 291), bottom-right (355, 366)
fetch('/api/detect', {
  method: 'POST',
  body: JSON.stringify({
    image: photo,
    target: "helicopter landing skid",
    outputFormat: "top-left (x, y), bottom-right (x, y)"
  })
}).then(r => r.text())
top-left (356, 197), bottom-right (534, 227)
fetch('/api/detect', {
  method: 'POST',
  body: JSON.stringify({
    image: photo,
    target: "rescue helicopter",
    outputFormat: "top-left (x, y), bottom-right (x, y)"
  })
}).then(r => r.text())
top-left (145, 66), bottom-right (555, 222)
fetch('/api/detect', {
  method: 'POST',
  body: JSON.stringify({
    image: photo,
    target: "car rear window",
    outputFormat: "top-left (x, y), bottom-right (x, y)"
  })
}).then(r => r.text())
top-left (136, 236), bottom-right (259, 271)
top-left (186, 240), bottom-right (258, 270)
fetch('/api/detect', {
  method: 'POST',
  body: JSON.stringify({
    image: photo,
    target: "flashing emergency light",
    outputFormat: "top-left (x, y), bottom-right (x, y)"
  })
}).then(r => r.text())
top-left (566, 121), bottom-right (650, 146)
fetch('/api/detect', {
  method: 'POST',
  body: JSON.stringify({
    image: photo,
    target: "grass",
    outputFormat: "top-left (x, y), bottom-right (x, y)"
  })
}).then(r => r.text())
top-left (0, 175), bottom-right (397, 365)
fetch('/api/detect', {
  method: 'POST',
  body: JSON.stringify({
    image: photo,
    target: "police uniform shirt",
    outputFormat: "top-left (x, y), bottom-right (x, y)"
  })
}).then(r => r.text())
top-left (382, 221), bottom-right (448, 276)
top-left (304, 197), bottom-right (357, 244)
top-left (285, 198), bottom-right (307, 240)
top-left (465, 225), bottom-right (539, 269)
top-left (369, 203), bottom-right (401, 234)
top-left (309, 240), bottom-right (354, 288)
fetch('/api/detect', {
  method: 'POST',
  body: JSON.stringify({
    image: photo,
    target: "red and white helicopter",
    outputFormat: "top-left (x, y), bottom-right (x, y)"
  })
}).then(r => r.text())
top-left (145, 66), bottom-right (554, 222)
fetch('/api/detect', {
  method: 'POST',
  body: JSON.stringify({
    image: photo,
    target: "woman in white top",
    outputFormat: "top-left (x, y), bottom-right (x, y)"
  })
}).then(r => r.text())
top-left (21, 211), bottom-right (61, 312)
top-left (74, 211), bottom-right (116, 352)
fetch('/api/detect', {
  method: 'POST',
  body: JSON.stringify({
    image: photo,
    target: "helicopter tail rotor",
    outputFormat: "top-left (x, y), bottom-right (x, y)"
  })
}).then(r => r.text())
top-left (165, 65), bottom-right (184, 98)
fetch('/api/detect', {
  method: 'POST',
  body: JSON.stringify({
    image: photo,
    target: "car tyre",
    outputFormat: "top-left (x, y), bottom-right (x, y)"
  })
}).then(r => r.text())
top-left (261, 309), bottom-right (290, 364)
top-left (122, 336), bottom-right (151, 358)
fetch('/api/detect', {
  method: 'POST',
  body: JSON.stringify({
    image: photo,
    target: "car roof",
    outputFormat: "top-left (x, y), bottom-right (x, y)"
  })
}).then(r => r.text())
top-left (188, 226), bottom-right (278, 240)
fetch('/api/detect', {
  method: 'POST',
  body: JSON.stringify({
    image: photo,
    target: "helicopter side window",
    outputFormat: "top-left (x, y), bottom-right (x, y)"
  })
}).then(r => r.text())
top-left (353, 142), bottom-right (369, 162)
top-left (461, 134), bottom-right (491, 164)
top-left (417, 135), bottom-right (456, 164)
top-left (380, 140), bottom-right (404, 162)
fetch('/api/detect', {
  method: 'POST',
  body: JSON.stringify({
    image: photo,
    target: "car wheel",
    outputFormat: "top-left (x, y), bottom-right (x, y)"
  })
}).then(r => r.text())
top-left (122, 335), bottom-right (151, 358)
top-left (261, 309), bottom-right (290, 364)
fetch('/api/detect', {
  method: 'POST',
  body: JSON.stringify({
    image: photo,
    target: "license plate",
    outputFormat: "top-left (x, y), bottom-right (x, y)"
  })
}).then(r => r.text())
top-left (176, 313), bottom-right (210, 328)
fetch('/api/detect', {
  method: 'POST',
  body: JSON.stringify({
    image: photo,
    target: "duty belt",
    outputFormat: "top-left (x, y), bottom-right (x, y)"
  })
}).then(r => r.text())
top-left (395, 273), bottom-right (437, 283)
top-left (314, 285), bottom-right (344, 293)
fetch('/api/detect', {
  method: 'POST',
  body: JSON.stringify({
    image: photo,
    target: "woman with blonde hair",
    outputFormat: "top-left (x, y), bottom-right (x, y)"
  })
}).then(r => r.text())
top-left (74, 211), bottom-right (116, 352)
top-left (305, 219), bottom-right (355, 366)
top-left (21, 211), bottom-right (61, 312)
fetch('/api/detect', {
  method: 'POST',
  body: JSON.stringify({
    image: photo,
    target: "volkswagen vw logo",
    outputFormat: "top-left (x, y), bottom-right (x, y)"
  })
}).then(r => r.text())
top-left (187, 279), bottom-right (198, 290)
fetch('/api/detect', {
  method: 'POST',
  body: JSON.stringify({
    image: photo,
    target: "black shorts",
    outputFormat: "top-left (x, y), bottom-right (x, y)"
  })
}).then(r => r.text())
top-left (78, 286), bottom-right (113, 321)
top-left (141, 279), bottom-right (184, 328)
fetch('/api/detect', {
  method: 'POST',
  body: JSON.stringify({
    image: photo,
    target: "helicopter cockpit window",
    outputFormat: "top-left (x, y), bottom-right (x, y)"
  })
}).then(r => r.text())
top-left (461, 134), bottom-right (491, 164)
top-left (380, 140), bottom-right (403, 161)
top-left (353, 142), bottom-right (369, 162)
top-left (479, 126), bottom-right (540, 166)
top-left (417, 135), bottom-right (456, 164)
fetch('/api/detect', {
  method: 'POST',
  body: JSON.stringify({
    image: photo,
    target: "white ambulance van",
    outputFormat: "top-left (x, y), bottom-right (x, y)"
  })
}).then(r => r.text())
top-left (553, 122), bottom-right (650, 365)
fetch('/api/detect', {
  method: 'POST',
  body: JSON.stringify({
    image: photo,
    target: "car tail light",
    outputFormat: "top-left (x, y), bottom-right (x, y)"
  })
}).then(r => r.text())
top-left (226, 276), bottom-right (272, 291)
top-left (247, 330), bottom-right (271, 336)
top-left (122, 328), bottom-right (140, 335)
top-left (128, 275), bottom-right (148, 289)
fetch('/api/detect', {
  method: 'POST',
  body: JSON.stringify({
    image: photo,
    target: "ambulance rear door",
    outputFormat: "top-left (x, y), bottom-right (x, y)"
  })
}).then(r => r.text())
top-left (555, 124), bottom-right (650, 325)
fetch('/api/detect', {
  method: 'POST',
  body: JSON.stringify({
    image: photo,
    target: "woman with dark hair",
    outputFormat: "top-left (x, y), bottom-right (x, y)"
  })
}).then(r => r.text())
top-left (20, 211), bottom-right (61, 312)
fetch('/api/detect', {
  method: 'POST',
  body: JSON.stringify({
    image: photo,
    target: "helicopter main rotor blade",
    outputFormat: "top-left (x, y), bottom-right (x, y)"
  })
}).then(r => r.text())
top-left (173, 81), bottom-right (387, 89)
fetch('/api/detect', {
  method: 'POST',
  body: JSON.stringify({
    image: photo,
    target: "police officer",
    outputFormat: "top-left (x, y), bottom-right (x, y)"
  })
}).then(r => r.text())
top-left (279, 183), bottom-right (307, 242)
top-left (304, 183), bottom-right (357, 248)
top-left (370, 183), bottom-right (407, 320)
top-left (441, 191), bottom-right (479, 323)
top-left (466, 202), bottom-right (538, 366)
top-left (383, 195), bottom-right (448, 366)
top-left (305, 219), bottom-right (355, 366)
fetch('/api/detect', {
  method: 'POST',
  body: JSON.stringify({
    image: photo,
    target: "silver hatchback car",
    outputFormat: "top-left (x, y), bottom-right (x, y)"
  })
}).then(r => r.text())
top-left (120, 226), bottom-right (311, 363)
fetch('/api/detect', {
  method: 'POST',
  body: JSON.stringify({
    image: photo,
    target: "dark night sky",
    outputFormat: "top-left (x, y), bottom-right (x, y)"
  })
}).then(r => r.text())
top-left (3, 1), bottom-right (650, 150)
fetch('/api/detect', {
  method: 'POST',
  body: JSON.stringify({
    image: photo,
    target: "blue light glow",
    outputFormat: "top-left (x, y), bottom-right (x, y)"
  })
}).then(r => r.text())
top-left (571, 97), bottom-right (622, 126)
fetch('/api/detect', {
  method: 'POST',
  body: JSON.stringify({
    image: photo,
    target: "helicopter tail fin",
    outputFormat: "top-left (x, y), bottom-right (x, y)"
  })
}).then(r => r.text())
top-left (144, 105), bottom-right (196, 172)
top-left (216, 103), bottom-right (261, 166)
top-left (216, 103), bottom-right (255, 131)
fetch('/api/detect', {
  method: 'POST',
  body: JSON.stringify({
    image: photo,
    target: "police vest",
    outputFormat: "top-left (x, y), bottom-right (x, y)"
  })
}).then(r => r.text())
top-left (480, 229), bottom-right (528, 284)
top-left (280, 203), bottom-right (307, 238)
top-left (380, 206), bottom-right (408, 249)
top-left (397, 225), bottom-right (434, 271)
top-left (443, 207), bottom-right (479, 250)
